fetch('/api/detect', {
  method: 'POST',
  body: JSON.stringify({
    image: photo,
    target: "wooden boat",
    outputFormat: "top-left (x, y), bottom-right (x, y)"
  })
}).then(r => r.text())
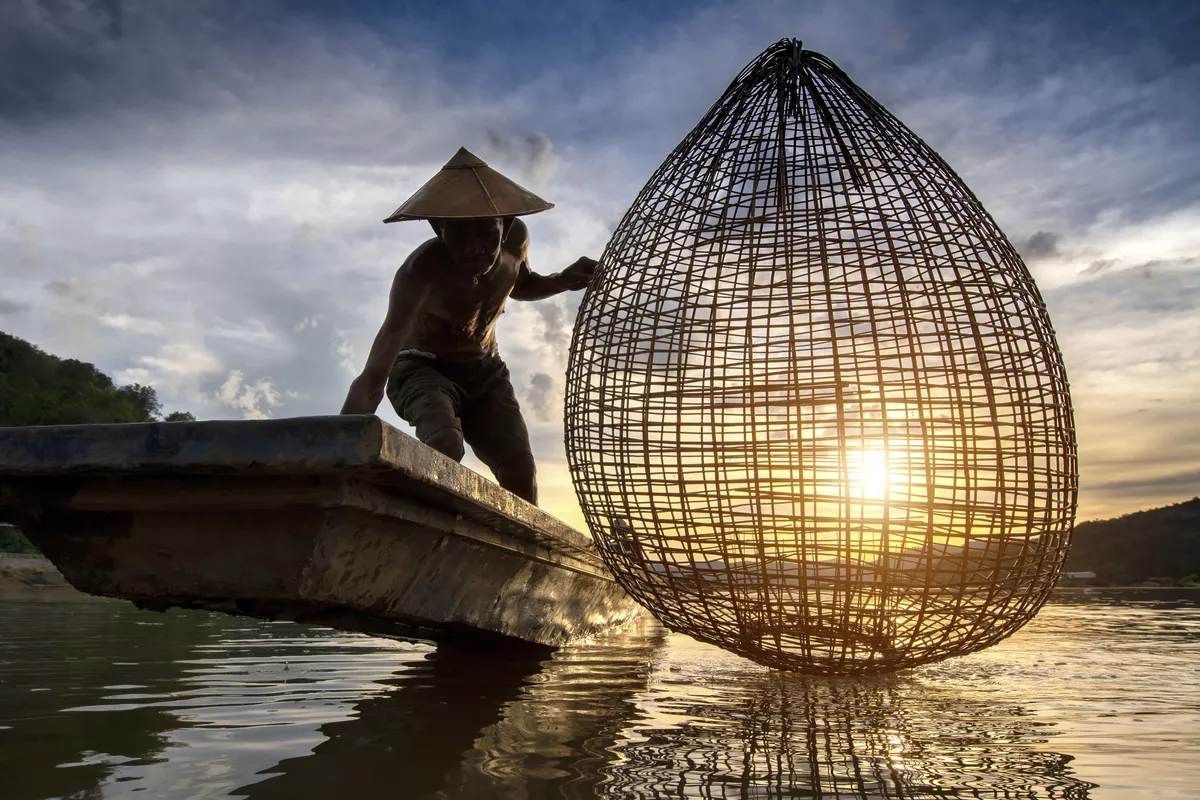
top-left (0, 416), bottom-right (642, 648)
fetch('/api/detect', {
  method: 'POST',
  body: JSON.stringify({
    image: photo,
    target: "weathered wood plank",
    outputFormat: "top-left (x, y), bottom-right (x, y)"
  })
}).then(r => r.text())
top-left (0, 417), bottom-right (642, 647)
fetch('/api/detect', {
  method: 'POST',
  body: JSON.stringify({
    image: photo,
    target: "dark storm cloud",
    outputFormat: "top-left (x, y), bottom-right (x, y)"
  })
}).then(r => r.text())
top-left (0, 1), bottom-right (267, 121)
top-left (1045, 259), bottom-right (1200, 323)
top-left (44, 279), bottom-right (88, 301)
top-left (0, 0), bottom-right (494, 167)
top-left (1081, 259), bottom-right (1118, 276)
top-left (1087, 469), bottom-right (1200, 503)
top-left (0, 297), bottom-right (28, 316)
top-left (531, 298), bottom-right (570, 355)
top-left (526, 371), bottom-right (555, 422)
top-left (44, 280), bottom-right (69, 297)
top-left (1018, 231), bottom-right (1061, 261)
top-left (0, 0), bottom-right (126, 118)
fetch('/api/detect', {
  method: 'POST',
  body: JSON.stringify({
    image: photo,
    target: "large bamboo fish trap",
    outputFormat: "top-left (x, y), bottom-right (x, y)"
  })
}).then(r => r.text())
top-left (565, 39), bottom-right (1076, 674)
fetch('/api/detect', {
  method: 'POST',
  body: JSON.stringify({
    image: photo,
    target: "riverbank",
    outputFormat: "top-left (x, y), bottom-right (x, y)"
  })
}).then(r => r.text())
top-left (0, 556), bottom-right (71, 591)
top-left (1055, 581), bottom-right (1200, 590)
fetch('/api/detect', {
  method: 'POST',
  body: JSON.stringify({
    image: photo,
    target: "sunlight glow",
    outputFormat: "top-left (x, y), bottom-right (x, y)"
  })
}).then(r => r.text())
top-left (850, 448), bottom-right (901, 502)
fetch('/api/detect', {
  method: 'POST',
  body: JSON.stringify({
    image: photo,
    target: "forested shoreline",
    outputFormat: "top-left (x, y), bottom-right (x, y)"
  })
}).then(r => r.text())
top-left (1064, 497), bottom-right (1200, 585)
top-left (1, 330), bottom-right (194, 427)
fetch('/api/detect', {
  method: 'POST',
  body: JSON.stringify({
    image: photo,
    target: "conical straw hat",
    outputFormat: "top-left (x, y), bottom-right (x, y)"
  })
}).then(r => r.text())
top-left (383, 147), bottom-right (554, 222)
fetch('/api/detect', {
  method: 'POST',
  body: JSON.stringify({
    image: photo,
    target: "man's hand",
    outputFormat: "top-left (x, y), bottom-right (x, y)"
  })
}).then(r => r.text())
top-left (559, 257), bottom-right (598, 291)
top-left (511, 256), bottom-right (597, 301)
top-left (340, 373), bottom-right (384, 415)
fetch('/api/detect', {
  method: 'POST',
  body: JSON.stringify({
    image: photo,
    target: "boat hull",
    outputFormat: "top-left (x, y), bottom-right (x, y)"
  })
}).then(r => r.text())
top-left (0, 416), bottom-right (641, 648)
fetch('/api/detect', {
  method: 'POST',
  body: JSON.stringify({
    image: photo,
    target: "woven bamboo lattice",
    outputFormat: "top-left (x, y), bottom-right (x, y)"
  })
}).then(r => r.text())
top-left (565, 39), bottom-right (1076, 674)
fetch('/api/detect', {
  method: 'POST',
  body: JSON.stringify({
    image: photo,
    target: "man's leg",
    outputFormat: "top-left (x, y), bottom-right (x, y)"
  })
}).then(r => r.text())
top-left (461, 358), bottom-right (538, 504)
top-left (422, 426), bottom-right (465, 462)
top-left (386, 359), bottom-right (465, 461)
top-left (494, 453), bottom-right (538, 505)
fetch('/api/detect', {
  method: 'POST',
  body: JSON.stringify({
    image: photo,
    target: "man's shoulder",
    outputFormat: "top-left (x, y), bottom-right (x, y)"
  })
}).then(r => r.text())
top-left (386, 238), bottom-right (445, 296)
top-left (508, 216), bottom-right (530, 240)
top-left (397, 237), bottom-right (446, 274)
top-left (504, 217), bottom-right (530, 256)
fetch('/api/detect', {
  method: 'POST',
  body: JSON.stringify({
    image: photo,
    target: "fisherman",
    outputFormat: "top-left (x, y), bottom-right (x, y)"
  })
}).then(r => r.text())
top-left (340, 147), bottom-right (596, 505)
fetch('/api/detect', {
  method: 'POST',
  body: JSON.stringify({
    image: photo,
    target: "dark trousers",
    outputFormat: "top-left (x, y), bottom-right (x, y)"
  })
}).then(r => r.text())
top-left (385, 354), bottom-right (534, 477)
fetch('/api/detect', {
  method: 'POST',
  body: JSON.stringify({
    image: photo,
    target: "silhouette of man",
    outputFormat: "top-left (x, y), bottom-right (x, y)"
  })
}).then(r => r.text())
top-left (340, 148), bottom-right (596, 505)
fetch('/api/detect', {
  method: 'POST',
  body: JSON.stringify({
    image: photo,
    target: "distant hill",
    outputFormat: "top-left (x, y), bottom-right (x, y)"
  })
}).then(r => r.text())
top-left (1065, 497), bottom-right (1200, 583)
top-left (0, 330), bottom-right (194, 427)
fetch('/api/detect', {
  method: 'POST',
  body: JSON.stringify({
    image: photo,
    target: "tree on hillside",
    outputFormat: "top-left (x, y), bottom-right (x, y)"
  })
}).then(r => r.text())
top-left (1, 331), bottom-right (201, 556)
top-left (1065, 497), bottom-right (1200, 582)
top-left (0, 525), bottom-right (39, 555)
top-left (116, 382), bottom-right (162, 420)
top-left (0, 331), bottom-right (194, 426)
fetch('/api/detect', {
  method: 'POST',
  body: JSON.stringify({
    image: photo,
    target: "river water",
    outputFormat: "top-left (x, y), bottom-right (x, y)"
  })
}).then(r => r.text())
top-left (0, 588), bottom-right (1196, 799)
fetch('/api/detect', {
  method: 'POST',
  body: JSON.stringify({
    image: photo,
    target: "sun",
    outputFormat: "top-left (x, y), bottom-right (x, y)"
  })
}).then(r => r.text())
top-left (852, 449), bottom-right (896, 501)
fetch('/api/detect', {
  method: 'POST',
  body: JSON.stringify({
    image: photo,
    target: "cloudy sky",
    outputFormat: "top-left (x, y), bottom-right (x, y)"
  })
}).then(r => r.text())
top-left (1, 0), bottom-right (1196, 526)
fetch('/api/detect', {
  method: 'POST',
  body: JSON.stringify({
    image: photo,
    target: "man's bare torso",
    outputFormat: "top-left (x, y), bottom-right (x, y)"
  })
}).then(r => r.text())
top-left (395, 220), bottom-right (529, 363)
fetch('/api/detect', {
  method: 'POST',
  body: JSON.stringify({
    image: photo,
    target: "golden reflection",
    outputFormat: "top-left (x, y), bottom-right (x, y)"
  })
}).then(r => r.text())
top-left (603, 664), bottom-right (1095, 799)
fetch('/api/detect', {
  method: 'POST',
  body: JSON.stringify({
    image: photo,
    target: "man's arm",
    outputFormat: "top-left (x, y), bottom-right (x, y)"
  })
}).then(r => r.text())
top-left (339, 261), bottom-right (429, 415)
top-left (506, 219), bottom-right (597, 301)
top-left (510, 256), bottom-right (597, 300)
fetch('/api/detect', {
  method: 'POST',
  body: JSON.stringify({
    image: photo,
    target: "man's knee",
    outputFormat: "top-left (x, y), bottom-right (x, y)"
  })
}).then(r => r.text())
top-left (423, 426), bottom-right (465, 462)
top-left (495, 453), bottom-right (537, 505)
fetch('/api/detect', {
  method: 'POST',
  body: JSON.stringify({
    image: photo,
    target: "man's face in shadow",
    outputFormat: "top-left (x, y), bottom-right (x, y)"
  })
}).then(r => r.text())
top-left (433, 217), bottom-right (510, 272)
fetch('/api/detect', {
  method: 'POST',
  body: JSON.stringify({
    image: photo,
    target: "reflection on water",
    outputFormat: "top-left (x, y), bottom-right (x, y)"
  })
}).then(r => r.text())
top-left (239, 644), bottom-right (546, 798)
top-left (242, 630), bottom-right (663, 799)
top-left (0, 589), bottom-right (1197, 799)
top-left (607, 672), bottom-right (1089, 798)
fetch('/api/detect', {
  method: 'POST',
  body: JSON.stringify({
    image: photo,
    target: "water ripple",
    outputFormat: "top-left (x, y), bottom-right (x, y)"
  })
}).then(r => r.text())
top-left (0, 589), bottom-right (1196, 799)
